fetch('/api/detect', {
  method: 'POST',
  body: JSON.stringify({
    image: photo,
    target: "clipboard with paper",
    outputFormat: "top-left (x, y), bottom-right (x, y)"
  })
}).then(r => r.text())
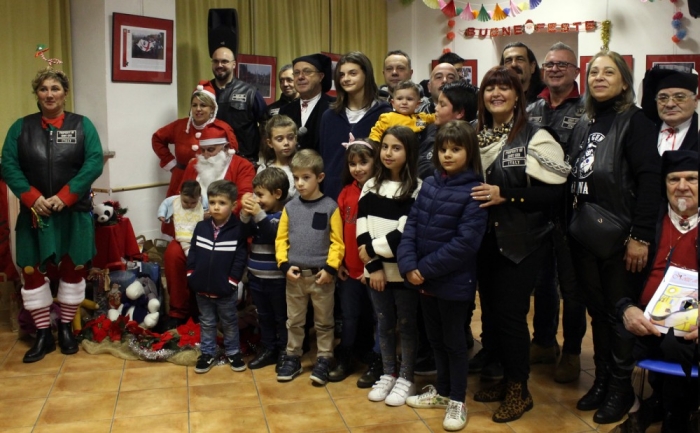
top-left (644, 266), bottom-right (698, 336)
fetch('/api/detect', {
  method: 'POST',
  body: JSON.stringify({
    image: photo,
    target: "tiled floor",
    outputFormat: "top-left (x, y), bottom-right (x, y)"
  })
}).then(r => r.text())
top-left (0, 297), bottom-right (662, 433)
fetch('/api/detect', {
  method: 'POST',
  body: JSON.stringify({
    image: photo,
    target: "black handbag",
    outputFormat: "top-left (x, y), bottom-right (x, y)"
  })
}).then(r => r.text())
top-left (568, 202), bottom-right (629, 259)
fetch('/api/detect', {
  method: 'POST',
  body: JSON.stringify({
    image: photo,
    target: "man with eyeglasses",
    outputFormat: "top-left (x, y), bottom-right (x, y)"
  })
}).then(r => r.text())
top-left (210, 47), bottom-right (266, 165)
top-left (525, 42), bottom-right (587, 385)
top-left (379, 50), bottom-right (414, 101)
top-left (500, 42), bottom-right (545, 105)
top-left (279, 53), bottom-right (334, 153)
top-left (641, 67), bottom-right (698, 154)
top-left (267, 64), bottom-right (299, 118)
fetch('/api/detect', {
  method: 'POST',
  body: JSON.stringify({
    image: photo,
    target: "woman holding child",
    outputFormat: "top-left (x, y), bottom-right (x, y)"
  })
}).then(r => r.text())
top-left (471, 66), bottom-right (570, 422)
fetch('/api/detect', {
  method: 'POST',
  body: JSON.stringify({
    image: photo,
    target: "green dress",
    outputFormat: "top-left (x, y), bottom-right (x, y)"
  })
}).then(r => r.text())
top-left (1, 114), bottom-right (103, 269)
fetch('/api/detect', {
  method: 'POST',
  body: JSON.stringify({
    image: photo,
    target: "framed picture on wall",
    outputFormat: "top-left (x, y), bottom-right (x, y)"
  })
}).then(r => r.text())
top-left (430, 59), bottom-right (478, 85)
top-left (236, 54), bottom-right (276, 105)
top-left (646, 55), bottom-right (700, 99)
top-left (579, 55), bottom-right (633, 95)
top-left (111, 13), bottom-right (173, 84)
top-left (321, 52), bottom-right (342, 97)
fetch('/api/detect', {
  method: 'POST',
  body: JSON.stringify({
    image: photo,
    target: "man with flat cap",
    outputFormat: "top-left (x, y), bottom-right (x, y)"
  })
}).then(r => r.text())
top-left (279, 53), bottom-right (335, 152)
top-left (642, 66), bottom-right (698, 154)
top-left (612, 150), bottom-right (699, 433)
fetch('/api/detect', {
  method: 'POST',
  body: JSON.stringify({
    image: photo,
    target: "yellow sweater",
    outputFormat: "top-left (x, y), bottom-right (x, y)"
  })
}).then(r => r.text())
top-left (369, 112), bottom-right (436, 142)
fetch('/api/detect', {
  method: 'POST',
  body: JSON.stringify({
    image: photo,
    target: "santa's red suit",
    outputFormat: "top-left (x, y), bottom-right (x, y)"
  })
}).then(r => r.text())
top-left (164, 149), bottom-right (254, 321)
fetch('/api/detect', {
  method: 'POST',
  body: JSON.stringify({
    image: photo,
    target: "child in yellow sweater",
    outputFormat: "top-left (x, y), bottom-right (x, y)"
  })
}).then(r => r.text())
top-left (369, 81), bottom-right (435, 142)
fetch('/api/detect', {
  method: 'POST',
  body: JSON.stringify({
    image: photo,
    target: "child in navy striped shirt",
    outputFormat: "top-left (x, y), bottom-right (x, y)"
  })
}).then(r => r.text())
top-left (240, 167), bottom-right (290, 371)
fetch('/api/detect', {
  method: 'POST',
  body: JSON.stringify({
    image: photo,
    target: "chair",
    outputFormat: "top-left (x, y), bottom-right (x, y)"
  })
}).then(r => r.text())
top-left (637, 358), bottom-right (699, 399)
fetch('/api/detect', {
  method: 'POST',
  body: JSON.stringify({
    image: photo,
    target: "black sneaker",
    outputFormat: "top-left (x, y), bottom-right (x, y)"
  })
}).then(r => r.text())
top-left (228, 353), bottom-right (246, 372)
top-left (194, 353), bottom-right (215, 374)
top-left (277, 354), bottom-right (302, 382)
top-left (248, 348), bottom-right (278, 370)
top-left (310, 356), bottom-right (334, 385)
top-left (275, 352), bottom-right (285, 373)
top-left (357, 353), bottom-right (383, 388)
top-left (414, 355), bottom-right (437, 376)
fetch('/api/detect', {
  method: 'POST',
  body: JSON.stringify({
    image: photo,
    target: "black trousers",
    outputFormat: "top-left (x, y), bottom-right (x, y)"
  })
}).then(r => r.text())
top-left (478, 231), bottom-right (549, 383)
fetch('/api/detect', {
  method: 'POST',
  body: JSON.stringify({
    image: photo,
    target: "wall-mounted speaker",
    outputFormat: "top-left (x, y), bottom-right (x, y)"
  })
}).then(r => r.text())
top-left (208, 8), bottom-right (238, 57)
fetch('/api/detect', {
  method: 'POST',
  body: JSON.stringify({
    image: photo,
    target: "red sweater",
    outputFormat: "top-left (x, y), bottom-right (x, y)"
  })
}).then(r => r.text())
top-left (337, 181), bottom-right (364, 279)
top-left (640, 214), bottom-right (698, 307)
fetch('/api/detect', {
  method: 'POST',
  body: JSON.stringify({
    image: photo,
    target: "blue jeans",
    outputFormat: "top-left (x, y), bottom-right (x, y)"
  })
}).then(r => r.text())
top-left (421, 294), bottom-right (472, 402)
top-left (337, 277), bottom-right (376, 352)
top-left (196, 294), bottom-right (240, 357)
top-left (369, 282), bottom-right (418, 382)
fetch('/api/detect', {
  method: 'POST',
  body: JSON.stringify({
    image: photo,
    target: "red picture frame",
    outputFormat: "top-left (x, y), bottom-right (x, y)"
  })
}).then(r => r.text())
top-left (430, 59), bottom-right (478, 86)
top-left (321, 52), bottom-right (342, 97)
top-left (579, 55), bottom-right (633, 94)
top-left (646, 54), bottom-right (700, 99)
top-left (235, 54), bottom-right (277, 105)
top-left (111, 13), bottom-right (173, 84)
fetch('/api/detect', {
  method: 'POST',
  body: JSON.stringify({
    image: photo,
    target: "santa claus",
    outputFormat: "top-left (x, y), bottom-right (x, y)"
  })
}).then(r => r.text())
top-left (163, 124), bottom-right (254, 326)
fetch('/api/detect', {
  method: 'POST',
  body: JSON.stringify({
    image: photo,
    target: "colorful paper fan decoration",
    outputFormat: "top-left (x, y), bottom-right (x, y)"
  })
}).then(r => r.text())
top-left (492, 3), bottom-right (507, 20)
top-left (437, 1), bottom-right (541, 22)
top-left (640, 0), bottom-right (688, 44)
top-left (459, 3), bottom-right (475, 20)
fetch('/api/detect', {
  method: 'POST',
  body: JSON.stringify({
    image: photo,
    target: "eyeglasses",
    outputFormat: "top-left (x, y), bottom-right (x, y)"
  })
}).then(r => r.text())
top-left (542, 61), bottom-right (576, 70)
top-left (201, 146), bottom-right (221, 154)
top-left (292, 69), bottom-right (319, 78)
top-left (211, 59), bottom-right (232, 66)
top-left (656, 93), bottom-right (695, 104)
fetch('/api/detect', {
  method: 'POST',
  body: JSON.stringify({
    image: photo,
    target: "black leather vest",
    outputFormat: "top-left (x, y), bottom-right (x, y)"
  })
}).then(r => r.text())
top-left (18, 112), bottom-right (91, 212)
top-left (213, 79), bottom-right (260, 161)
top-left (527, 97), bottom-right (585, 150)
top-left (568, 106), bottom-right (638, 227)
top-left (485, 122), bottom-right (554, 264)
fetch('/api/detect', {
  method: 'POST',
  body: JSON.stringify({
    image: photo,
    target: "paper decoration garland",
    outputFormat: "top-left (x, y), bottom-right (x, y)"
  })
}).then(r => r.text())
top-left (433, 0), bottom-right (543, 22)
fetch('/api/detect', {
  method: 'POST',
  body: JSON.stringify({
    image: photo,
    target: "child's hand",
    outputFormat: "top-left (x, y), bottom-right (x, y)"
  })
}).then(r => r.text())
top-left (358, 245), bottom-right (371, 264)
top-left (407, 269), bottom-right (424, 286)
top-left (203, 210), bottom-right (211, 219)
top-left (287, 266), bottom-right (300, 281)
top-left (337, 265), bottom-right (349, 281)
top-left (316, 269), bottom-right (333, 285)
top-left (241, 193), bottom-right (260, 215)
top-left (369, 269), bottom-right (386, 292)
top-left (158, 216), bottom-right (165, 223)
top-left (360, 275), bottom-right (367, 285)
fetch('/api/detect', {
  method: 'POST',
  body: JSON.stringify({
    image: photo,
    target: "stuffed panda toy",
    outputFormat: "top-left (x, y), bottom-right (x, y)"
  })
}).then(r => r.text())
top-left (93, 202), bottom-right (116, 225)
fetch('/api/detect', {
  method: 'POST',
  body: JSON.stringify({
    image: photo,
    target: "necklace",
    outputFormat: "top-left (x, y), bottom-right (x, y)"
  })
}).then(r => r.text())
top-left (478, 119), bottom-right (513, 148)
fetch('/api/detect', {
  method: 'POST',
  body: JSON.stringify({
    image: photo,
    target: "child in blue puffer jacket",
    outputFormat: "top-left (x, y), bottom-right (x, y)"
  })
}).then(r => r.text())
top-left (397, 120), bottom-right (487, 431)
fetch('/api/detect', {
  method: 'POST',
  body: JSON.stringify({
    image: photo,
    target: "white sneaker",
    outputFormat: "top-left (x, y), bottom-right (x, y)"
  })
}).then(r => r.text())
top-left (406, 384), bottom-right (450, 409)
top-left (443, 400), bottom-right (467, 431)
top-left (385, 377), bottom-right (416, 406)
top-left (368, 374), bottom-right (396, 402)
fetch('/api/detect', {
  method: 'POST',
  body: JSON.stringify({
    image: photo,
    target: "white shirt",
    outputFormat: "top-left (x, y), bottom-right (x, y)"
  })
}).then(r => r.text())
top-left (300, 93), bottom-right (321, 127)
top-left (657, 116), bottom-right (693, 155)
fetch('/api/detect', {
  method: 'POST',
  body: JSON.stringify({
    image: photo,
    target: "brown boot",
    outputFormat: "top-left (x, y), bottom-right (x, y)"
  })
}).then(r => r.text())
top-left (554, 353), bottom-right (581, 383)
top-left (473, 379), bottom-right (507, 402)
top-left (529, 341), bottom-right (559, 364)
top-left (492, 381), bottom-right (533, 423)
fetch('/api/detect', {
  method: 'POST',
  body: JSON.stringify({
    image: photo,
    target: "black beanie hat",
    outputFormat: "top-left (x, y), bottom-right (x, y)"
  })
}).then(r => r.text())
top-left (292, 53), bottom-right (333, 93)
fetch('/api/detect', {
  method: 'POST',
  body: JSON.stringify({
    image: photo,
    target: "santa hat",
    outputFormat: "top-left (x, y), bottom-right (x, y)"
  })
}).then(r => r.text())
top-left (641, 66), bottom-right (698, 125)
top-left (191, 124), bottom-right (235, 155)
top-left (292, 53), bottom-right (333, 93)
top-left (186, 80), bottom-right (219, 133)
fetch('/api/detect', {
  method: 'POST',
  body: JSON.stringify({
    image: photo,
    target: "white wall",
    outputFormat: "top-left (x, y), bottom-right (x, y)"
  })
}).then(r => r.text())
top-left (71, 0), bottom-right (177, 240)
top-left (387, 0), bottom-right (700, 98)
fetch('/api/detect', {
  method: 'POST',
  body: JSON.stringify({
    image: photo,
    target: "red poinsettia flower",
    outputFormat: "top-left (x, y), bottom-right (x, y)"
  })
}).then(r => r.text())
top-left (151, 332), bottom-right (175, 351)
top-left (125, 320), bottom-right (144, 336)
top-left (108, 320), bottom-right (123, 342)
top-left (176, 318), bottom-right (200, 347)
top-left (91, 315), bottom-right (112, 343)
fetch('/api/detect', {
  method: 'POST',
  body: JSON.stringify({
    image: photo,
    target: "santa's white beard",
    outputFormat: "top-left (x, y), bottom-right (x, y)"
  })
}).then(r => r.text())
top-left (196, 151), bottom-right (229, 192)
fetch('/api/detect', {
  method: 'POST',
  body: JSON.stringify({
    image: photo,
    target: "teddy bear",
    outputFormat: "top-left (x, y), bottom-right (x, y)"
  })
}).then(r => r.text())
top-left (107, 276), bottom-right (160, 329)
